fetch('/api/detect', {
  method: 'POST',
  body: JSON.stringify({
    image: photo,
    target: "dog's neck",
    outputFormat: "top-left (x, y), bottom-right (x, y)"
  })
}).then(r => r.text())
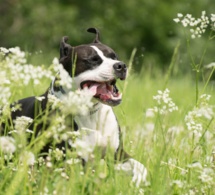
top-left (88, 102), bottom-right (101, 115)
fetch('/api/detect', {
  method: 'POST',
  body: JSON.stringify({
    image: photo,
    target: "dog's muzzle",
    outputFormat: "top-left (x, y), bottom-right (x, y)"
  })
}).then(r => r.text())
top-left (80, 62), bottom-right (127, 107)
top-left (113, 62), bottom-right (127, 80)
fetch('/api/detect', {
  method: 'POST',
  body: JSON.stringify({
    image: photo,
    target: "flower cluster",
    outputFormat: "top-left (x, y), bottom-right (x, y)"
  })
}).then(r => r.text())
top-left (61, 90), bottom-right (93, 116)
top-left (173, 11), bottom-right (215, 39)
top-left (0, 47), bottom-right (55, 108)
top-left (211, 14), bottom-right (215, 31)
top-left (153, 88), bottom-right (178, 115)
top-left (48, 148), bottom-right (65, 161)
top-left (45, 114), bottom-right (67, 143)
top-left (47, 94), bottom-right (62, 109)
top-left (0, 86), bottom-right (11, 106)
top-left (52, 58), bottom-right (73, 91)
top-left (0, 47), bottom-right (54, 86)
top-left (0, 47), bottom-right (26, 64)
top-left (185, 94), bottom-right (214, 137)
top-left (13, 116), bottom-right (33, 133)
top-left (0, 136), bottom-right (16, 154)
top-left (20, 151), bottom-right (35, 166)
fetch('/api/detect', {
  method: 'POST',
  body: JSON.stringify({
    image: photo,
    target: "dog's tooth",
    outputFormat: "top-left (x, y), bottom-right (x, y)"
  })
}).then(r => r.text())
top-left (83, 83), bottom-right (88, 88)
top-left (111, 92), bottom-right (122, 100)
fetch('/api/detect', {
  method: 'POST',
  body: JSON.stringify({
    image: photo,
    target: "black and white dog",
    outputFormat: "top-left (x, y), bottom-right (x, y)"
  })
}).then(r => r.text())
top-left (10, 28), bottom-right (147, 186)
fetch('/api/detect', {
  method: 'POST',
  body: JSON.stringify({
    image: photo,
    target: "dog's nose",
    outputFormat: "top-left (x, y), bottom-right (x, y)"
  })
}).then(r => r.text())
top-left (113, 62), bottom-right (127, 80)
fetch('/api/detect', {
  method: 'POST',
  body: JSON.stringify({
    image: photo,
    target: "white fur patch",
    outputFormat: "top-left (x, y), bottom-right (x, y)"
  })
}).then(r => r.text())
top-left (74, 103), bottom-right (119, 161)
top-left (115, 158), bottom-right (148, 186)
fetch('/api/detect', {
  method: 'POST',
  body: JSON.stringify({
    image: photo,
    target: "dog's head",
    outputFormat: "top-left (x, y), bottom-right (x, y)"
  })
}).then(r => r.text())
top-left (59, 28), bottom-right (127, 106)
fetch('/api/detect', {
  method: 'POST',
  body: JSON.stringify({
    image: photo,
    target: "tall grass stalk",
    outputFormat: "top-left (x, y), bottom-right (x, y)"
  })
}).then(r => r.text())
top-left (164, 41), bottom-right (180, 88)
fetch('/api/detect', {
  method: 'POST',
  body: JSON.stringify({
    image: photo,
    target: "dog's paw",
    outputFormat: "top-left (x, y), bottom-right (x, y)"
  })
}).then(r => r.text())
top-left (115, 158), bottom-right (147, 187)
top-left (129, 158), bottom-right (147, 187)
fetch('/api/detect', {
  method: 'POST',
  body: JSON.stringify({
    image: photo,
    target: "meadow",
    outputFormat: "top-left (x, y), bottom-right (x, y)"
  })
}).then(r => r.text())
top-left (1, 13), bottom-right (215, 195)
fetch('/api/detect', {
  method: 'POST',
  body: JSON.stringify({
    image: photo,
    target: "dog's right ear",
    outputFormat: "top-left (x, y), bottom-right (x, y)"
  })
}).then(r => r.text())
top-left (87, 28), bottom-right (101, 43)
top-left (59, 36), bottom-right (73, 75)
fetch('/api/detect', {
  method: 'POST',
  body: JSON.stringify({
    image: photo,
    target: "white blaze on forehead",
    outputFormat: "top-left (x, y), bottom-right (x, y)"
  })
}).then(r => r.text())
top-left (90, 46), bottom-right (109, 60)
top-left (74, 46), bottom-right (119, 89)
top-left (90, 45), bottom-right (119, 65)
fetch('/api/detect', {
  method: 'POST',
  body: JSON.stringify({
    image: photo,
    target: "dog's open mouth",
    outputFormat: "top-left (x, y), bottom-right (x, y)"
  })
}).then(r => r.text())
top-left (81, 79), bottom-right (122, 106)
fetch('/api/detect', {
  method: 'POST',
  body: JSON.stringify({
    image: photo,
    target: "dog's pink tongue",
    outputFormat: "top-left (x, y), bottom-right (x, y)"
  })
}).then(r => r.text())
top-left (96, 84), bottom-right (111, 99)
top-left (88, 83), bottom-right (110, 98)
top-left (88, 83), bottom-right (100, 96)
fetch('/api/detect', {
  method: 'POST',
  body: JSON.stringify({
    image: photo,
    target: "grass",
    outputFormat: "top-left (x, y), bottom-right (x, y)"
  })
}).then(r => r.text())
top-left (1, 46), bottom-right (215, 195)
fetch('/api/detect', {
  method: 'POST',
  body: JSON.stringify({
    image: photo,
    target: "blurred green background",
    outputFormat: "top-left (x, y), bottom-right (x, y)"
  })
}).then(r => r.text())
top-left (1, 0), bottom-right (214, 75)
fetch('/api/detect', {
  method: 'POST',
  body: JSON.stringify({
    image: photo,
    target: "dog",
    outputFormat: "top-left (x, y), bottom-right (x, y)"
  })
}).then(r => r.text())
top-left (8, 28), bottom-right (147, 186)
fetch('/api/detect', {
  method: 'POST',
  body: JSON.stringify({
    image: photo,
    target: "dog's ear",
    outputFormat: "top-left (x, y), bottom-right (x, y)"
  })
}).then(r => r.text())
top-left (60, 36), bottom-right (72, 58)
top-left (59, 36), bottom-right (73, 75)
top-left (87, 28), bottom-right (100, 43)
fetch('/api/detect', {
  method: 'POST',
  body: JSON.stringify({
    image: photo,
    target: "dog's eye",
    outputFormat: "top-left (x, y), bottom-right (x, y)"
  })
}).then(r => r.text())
top-left (108, 53), bottom-right (117, 60)
top-left (91, 55), bottom-right (101, 62)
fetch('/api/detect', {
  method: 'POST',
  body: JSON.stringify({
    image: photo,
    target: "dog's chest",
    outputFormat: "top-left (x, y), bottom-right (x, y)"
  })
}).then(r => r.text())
top-left (74, 105), bottom-right (120, 151)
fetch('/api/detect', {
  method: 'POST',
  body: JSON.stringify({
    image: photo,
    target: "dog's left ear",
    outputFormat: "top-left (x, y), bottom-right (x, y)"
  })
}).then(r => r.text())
top-left (87, 27), bottom-right (100, 43)
top-left (60, 36), bottom-right (72, 59)
top-left (59, 36), bottom-right (73, 75)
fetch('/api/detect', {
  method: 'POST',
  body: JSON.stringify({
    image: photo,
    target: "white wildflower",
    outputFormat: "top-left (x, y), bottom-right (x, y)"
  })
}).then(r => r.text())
top-left (80, 171), bottom-right (84, 176)
top-left (35, 96), bottom-right (45, 101)
top-left (72, 139), bottom-right (94, 162)
top-left (66, 158), bottom-right (81, 165)
top-left (177, 13), bottom-right (183, 18)
top-left (46, 161), bottom-right (52, 168)
top-left (171, 180), bottom-right (184, 188)
top-left (0, 136), bottom-right (16, 153)
top-left (0, 47), bottom-right (9, 55)
top-left (145, 123), bottom-right (155, 132)
top-left (14, 116), bottom-right (33, 132)
top-left (174, 11), bottom-right (210, 38)
top-left (48, 94), bottom-right (62, 109)
top-left (53, 58), bottom-right (73, 91)
top-left (145, 108), bottom-right (155, 118)
top-left (0, 47), bottom-right (54, 90)
top-left (38, 157), bottom-right (45, 166)
top-left (211, 14), bottom-right (215, 26)
top-left (185, 94), bottom-right (214, 136)
top-left (51, 148), bottom-right (65, 161)
top-left (205, 62), bottom-right (215, 69)
top-left (61, 90), bottom-right (93, 116)
top-left (198, 168), bottom-right (214, 185)
top-left (20, 151), bottom-right (35, 165)
top-left (7, 47), bottom-right (26, 64)
top-left (46, 115), bottom-right (68, 142)
top-left (40, 187), bottom-right (49, 195)
top-left (61, 172), bottom-right (69, 179)
top-left (0, 86), bottom-right (11, 105)
top-left (153, 88), bottom-right (178, 115)
top-left (211, 14), bottom-right (215, 22)
top-left (210, 14), bottom-right (215, 31)
top-left (187, 161), bottom-right (203, 169)
top-left (173, 18), bottom-right (180, 23)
